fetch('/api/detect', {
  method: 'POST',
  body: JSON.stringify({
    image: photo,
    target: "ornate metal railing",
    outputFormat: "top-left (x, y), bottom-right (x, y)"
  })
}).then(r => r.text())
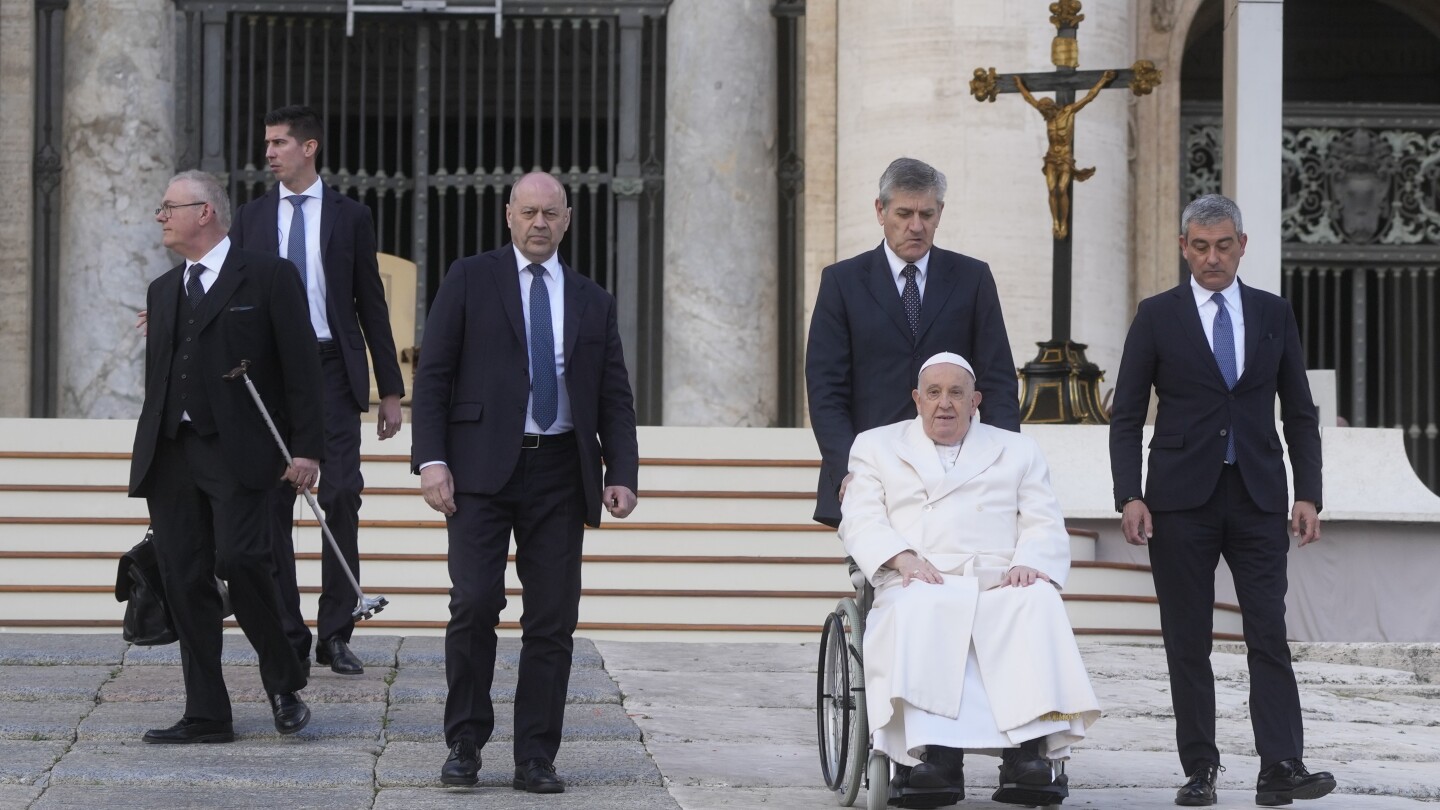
top-left (172, 0), bottom-right (669, 422)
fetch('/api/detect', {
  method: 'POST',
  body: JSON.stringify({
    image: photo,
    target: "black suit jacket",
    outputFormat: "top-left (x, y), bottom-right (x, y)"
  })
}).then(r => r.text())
top-left (409, 245), bottom-right (639, 528)
top-left (805, 243), bottom-right (1020, 525)
top-left (129, 247), bottom-right (325, 495)
top-left (231, 184), bottom-right (405, 410)
top-left (1109, 279), bottom-right (1322, 514)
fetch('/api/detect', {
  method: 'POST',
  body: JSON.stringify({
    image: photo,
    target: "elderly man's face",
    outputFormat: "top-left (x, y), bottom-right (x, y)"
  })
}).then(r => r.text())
top-left (912, 362), bottom-right (982, 445)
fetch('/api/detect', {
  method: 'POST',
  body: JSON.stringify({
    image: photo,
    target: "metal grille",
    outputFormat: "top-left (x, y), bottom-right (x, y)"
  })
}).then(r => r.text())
top-left (1184, 102), bottom-right (1440, 492)
top-left (173, 1), bottom-right (668, 422)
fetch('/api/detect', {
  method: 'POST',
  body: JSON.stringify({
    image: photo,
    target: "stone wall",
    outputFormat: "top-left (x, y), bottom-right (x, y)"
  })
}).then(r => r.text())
top-left (0, 0), bottom-right (34, 416)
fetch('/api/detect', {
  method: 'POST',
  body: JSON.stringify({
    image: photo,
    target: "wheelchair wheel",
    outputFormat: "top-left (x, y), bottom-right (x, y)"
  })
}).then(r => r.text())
top-left (817, 597), bottom-right (867, 806)
top-left (866, 750), bottom-right (891, 810)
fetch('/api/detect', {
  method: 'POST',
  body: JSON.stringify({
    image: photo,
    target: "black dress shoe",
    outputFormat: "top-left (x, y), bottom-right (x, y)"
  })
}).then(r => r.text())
top-left (909, 745), bottom-right (965, 791)
top-left (1176, 762), bottom-right (1222, 806)
top-left (142, 718), bottom-right (235, 744)
top-left (1256, 759), bottom-right (1336, 806)
top-left (315, 637), bottom-right (364, 675)
top-left (513, 758), bottom-right (565, 794)
top-left (999, 744), bottom-right (1054, 786)
top-left (441, 740), bottom-right (480, 786)
top-left (269, 692), bottom-right (311, 735)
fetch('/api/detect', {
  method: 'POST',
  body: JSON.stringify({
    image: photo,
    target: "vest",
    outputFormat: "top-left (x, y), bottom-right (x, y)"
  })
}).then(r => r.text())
top-left (162, 285), bottom-right (217, 438)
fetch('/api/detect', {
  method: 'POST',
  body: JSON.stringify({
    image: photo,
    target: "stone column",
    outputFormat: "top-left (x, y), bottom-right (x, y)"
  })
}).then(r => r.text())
top-left (662, 0), bottom-right (777, 425)
top-left (59, 0), bottom-right (175, 417)
top-left (0, 0), bottom-right (34, 416)
top-left (1223, 0), bottom-right (1283, 294)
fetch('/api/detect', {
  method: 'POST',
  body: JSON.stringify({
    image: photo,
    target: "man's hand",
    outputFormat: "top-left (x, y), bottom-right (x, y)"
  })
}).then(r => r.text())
top-left (837, 472), bottom-right (854, 504)
top-left (603, 485), bottom-right (637, 519)
top-left (1002, 565), bottom-right (1052, 588)
top-left (283, 457), bottom-right (319, 491)
top-left (1291, 500), bottom-right (1321, 546)
top-left (420, 464), bottom-right (456, 516)
top-left (886, 550), bottom-right (943, 587)
top-left (135, 310), bottom-right (148, 337)
top-left (1122, 499), bottom-right (1153, 546)
top-left (377, 395), bottom-right (403, 440)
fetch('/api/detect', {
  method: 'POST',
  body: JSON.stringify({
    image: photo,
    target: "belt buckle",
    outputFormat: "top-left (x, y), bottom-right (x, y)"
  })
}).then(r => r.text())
top-left (521, 434), bottom-right (541, 449)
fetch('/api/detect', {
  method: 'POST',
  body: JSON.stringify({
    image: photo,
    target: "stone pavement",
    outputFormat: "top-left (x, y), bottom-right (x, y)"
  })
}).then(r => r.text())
top-left (0, 634), bottom-right (1436, 809)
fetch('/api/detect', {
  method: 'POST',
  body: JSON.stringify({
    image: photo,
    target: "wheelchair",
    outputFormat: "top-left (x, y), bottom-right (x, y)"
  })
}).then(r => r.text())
top-left (816, 566), bottom-right (1067, 809)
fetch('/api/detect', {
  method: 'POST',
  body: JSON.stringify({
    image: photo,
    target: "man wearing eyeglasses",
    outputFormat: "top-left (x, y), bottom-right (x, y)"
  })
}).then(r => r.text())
top-left (129, 170), bottom-right (323, 744)
top-left (230, 105), bottom-right (405, 677)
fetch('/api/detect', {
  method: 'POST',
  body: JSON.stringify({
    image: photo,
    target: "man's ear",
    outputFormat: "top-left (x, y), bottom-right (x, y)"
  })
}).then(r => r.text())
top-left (911, 388), bottom-right (922, 412)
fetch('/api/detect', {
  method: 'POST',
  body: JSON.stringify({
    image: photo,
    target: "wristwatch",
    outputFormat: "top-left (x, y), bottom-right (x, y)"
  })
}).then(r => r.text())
top-left (1117, 495), bottom-right (1143, 513)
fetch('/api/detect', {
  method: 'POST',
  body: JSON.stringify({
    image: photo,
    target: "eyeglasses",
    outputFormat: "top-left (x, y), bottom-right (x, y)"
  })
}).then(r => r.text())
top-left (154, 201), bottom-right (207, 218)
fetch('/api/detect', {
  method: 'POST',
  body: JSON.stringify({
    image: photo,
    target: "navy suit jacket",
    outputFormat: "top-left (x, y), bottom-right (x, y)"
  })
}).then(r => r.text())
top-left (408, 245), bottom-right (639, 528)
top-left (1109, 279), bottom-right (1322, 514)
top-left (129, 247), bottom-right (324, 495)
top-left (231, 184), bottom-right (405, 411)
top-left (805, 243), bottom-right (1020, 526)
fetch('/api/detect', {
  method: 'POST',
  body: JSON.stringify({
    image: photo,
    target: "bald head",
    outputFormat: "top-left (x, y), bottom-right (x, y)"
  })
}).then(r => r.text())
top-left (506, 172), bottom-right (572, 265)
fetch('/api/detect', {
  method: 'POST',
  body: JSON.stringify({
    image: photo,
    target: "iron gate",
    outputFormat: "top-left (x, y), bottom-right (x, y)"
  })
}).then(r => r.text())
top-left (1184, 102), bottom-right (1440, 492)
top-left (172, 0), bottom-right (668, 423)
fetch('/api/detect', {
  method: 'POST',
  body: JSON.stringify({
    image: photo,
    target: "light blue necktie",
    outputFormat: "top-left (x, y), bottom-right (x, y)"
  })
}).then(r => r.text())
top-left (286, 195), bottom-right (308, 289)
top-left (1211, 292), bottom-right (1237, 464)
top-left (528, 264), bottom-right (558, 431)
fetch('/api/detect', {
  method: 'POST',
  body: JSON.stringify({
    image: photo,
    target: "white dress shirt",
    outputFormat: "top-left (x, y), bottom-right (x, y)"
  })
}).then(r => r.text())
top-left (883, 241), bottom-right (930, 298)
top-left (1191, 276), bottom-right (1246, 380)
top-left (186, 236), bottom-right (229, 295)
top-left (277, 178), bottom-right (332, 340)
top-left (515, 245), bottom-right (573, 434)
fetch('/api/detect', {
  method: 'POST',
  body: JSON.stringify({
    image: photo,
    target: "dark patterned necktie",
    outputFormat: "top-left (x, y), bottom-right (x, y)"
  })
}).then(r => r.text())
top-left (186, 264), bottom-right (207, 309)
top-left (1211, 292), bottom-right (1238, 464)
top-left (528, 264), bottom-right (558, 430)
top-left (900, 264), bottom-right (921, 338)
top-left (287, 195), bottom-right (308, 288)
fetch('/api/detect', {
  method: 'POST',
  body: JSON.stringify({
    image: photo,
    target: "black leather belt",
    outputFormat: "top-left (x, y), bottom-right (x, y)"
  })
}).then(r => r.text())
top-left (522, 431), bottom-right (574, 449)
top-left (318, 340), bottom-right (339, 356)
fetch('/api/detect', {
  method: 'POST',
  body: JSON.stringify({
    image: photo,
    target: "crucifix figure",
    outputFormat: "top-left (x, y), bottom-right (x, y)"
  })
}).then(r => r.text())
top-left (1015, 69), bottom-right (1116, 240)
top-left (970, 0), bottom-right (1162, 424)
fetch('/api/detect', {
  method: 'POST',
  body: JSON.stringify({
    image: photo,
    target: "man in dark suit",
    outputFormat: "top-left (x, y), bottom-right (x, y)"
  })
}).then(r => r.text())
top-left (806, 157), bottom-right (1019, 527)
top-left (410, 172), bottom-right (639, 794)
top-left (231, 105), bottom-right (406, 676)
top-left (1109, 194), bottom-right (1334, 807)
top-left (129, 170), bottom-right (320, 743)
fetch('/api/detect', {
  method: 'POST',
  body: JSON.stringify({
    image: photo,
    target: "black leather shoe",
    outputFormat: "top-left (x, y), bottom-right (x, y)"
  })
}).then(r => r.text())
top-left (1176, 762), bottom-right (1222, 806)
top-left (142, 718), bottom-right (234, 744)
top-left (441, 740), bottom-right (480, 786)
top-left (513, 758), bottom-right (565, 794)
top-left (269, 692), bottom-right (311, 735)
top-left (316, 637), bottom-right (364, 675)
top-left (1256, 759), bottom-right (1335, 806)
top-left (999, 744), bottom-right (1054, 786)
top-left (910, 745), bottom-right (965, 791)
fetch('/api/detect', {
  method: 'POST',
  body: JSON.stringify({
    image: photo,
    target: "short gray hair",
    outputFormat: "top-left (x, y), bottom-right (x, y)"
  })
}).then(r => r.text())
top-left (169, 170), bottom-right (232, 230)
top-left (878, 157), bottom-right (947, 207)
top-left (1181, 193), bottom-right (1243, 237)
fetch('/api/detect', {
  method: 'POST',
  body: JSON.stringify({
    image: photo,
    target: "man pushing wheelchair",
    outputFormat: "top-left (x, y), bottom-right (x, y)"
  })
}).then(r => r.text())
top-left (840, 353), bottom-right (1101, 808)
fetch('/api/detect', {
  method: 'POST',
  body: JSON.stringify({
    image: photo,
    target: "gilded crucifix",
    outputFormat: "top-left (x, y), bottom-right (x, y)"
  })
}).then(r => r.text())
top-left (970, 0), bottom-right (1163, 424)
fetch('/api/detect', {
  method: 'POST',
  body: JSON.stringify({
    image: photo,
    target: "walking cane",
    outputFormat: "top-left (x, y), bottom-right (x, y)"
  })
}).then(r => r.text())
top-left (223, 359), bottom-right (389, 621)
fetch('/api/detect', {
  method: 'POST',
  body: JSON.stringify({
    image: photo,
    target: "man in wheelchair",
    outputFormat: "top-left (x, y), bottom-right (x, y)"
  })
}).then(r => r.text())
top-left (840, 353), bottom-right (1101, 807)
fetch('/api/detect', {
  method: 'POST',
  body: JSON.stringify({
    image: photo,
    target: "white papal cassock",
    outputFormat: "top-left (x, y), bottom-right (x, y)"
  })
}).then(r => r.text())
top-left (840, 415), bottom-right (1101, 767)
